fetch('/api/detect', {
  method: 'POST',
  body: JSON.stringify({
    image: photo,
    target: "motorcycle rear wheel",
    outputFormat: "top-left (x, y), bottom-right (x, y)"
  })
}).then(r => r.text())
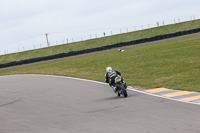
top-left (117, 91), bottom-right (120, 97)
top-left (118, 84), bottom-right (128, 98)
top-left (122, 89), bottom-right (128, 97)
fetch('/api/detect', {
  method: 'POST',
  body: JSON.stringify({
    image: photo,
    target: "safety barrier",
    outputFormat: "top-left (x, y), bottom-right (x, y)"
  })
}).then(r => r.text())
top-left (0, 28), bottom-right (200, 68)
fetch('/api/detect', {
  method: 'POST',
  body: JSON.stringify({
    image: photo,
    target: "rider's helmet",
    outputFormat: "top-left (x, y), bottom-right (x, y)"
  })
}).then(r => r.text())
top-left (106, 67), bottom-right (112, 72)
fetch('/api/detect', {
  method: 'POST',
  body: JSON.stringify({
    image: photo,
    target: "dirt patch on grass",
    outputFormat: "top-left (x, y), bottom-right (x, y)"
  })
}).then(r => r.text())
top-left (131, 86), bottom-right (149, 90)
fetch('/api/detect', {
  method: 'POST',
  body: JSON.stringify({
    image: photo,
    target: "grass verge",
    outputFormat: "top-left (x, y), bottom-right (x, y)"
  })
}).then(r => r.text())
top-left (0, 19), bottom-right (200, 64)
top-left (0, 34), bottom-right (199, 92)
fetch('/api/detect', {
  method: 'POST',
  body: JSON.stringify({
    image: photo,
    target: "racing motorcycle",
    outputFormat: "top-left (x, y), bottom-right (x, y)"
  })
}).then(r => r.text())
top-left (112, 75), bottom-right (128, 98)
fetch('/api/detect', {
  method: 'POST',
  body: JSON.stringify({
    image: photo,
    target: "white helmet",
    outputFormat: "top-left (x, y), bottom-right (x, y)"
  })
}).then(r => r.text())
top-left (106, 67), bottom-right (112, 72)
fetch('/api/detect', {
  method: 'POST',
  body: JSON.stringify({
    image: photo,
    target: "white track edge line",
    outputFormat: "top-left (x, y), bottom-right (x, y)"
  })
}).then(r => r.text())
top-left (2, 74), bottom-right (200, 106)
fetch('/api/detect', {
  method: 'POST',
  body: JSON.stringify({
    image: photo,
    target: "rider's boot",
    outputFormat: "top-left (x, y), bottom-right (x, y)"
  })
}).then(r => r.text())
top-left (109, 83), bottom-right (117, 93)
top-left (111, 86), bottom-right (117, 93)
top-left (122, 78), bottom-right (127, 89)
top-left (123, 82), bottom-right (127, 89)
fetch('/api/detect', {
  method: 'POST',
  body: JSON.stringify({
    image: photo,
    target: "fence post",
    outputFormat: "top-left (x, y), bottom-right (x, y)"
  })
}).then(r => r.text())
top-left (45, 33), bottom-right (50, 47)
top-left (157, 22), bottom-right (160, 27)
top-left (157, 22), bottom-right (159, 27)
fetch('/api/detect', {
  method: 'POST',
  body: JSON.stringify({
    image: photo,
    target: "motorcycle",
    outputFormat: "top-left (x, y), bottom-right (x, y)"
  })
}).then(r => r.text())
top-left (112, 75), bottom-right (128, 98)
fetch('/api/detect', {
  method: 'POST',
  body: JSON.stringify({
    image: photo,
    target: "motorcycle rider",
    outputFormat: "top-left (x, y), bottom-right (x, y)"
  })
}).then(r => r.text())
top-left (105, 67), bottom-right (127, 92)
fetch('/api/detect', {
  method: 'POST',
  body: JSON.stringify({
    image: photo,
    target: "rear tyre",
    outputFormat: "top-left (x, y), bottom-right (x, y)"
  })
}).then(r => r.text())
top-left (121, 85), bottom-right (128, 98)
top-left (117, 91), bottom-right (120, 97)
top-left (122, 89), bottom-right (128, 97)
top-left (117, 84), bottom-right (127, 98)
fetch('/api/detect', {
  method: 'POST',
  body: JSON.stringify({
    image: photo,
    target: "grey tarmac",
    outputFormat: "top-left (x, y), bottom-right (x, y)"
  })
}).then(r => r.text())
top-left (0, 75), bottom-right (200, 133)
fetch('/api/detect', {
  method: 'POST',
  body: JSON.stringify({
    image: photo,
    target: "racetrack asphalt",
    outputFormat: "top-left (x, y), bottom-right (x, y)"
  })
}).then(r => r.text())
top-left (0, 75), bottom-right (200, 133)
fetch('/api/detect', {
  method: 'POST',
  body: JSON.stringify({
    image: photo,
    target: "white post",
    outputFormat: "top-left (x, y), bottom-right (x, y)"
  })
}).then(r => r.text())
top-left (157, 22), bottom-right (159, 27)
top-left (45, 33), bottom-right (50, 47)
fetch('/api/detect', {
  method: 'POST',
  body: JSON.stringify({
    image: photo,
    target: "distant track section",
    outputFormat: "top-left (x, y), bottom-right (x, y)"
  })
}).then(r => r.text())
top-left (0, 28), bottom-right (200, 68)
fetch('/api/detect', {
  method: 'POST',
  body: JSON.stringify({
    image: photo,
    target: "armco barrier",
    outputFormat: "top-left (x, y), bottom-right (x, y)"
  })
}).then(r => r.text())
top-left (0, 28), bottom-right (200, 68)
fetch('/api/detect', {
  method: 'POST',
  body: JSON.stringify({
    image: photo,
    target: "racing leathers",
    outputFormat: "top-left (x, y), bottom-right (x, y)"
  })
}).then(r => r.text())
top-left (105, 70), bottom-right (127, 92)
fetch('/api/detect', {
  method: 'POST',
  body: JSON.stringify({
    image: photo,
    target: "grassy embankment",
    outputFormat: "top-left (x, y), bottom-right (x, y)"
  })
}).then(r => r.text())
top-left (0, 19), bottom-right (200, 64)
top-left (0, 32), bottom-right (200, 92)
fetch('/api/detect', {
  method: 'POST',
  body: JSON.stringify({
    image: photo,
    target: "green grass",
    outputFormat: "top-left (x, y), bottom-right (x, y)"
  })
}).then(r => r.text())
top-left (0, 34), bottom-right (200, 92)
top-left (0, 19), bottom-right (200, 64)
